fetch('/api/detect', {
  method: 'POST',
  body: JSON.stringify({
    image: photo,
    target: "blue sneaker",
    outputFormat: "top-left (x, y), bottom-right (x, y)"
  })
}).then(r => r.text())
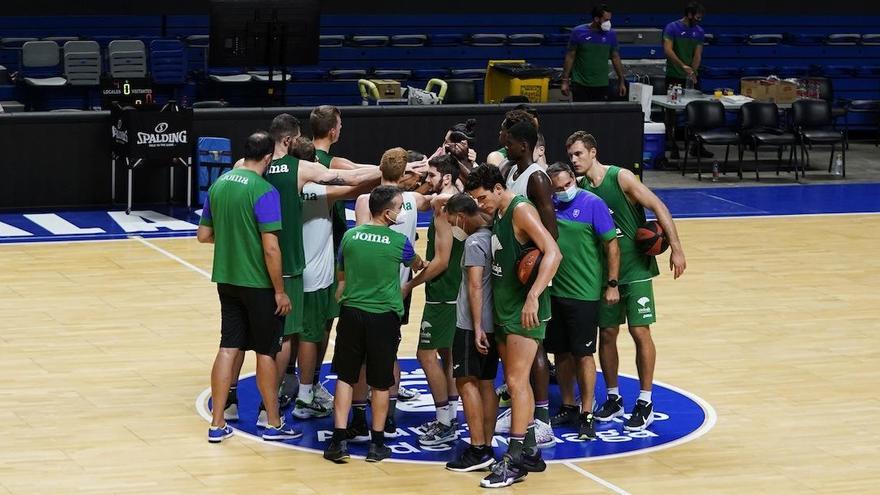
top-left (262, 422), bottom-right (303, 441)
top-left (208, 424), bottom-right (234, 443)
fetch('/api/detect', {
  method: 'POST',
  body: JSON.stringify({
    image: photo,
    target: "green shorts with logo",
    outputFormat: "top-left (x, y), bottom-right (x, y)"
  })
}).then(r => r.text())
top-left (301, 284), bottom-right (339, 343)
top-left (283, 275), bottom-right (305, 337)
top-left (598, 279), bottom-right (656, 328)
top-left (494, 321), bottom-right (547, 343)
top-left (418, 303), bottom-right (456, 350)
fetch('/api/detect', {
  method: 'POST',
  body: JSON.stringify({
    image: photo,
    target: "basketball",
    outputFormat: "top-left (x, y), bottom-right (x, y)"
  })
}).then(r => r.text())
top-left (516, 247), bottom-right (543, 286)
top-left (636, 221), bottom-right (669, 256)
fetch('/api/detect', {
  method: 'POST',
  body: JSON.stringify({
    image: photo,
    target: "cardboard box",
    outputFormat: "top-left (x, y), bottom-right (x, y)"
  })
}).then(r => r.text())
top-left (740, 78), bottom-right (798, 104)
top-left (369, 79), bottom-right (402, 99)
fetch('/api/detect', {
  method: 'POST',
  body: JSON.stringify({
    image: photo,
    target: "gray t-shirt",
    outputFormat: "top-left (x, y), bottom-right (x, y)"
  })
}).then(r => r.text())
top-left (456, 228), bottom-right (494, 332)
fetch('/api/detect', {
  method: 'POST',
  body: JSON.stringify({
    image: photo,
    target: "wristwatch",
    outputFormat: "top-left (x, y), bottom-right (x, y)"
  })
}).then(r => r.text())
top-left (607, 279), bottom-right (618, 288)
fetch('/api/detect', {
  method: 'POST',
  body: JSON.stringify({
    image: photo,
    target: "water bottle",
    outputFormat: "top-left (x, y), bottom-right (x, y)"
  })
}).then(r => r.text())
top-left (712, 161), bottom-right (720, 182)
top-left (676, 84), bottom-right (684, 102)
top-left (833, 153), bottom-right (843, 176)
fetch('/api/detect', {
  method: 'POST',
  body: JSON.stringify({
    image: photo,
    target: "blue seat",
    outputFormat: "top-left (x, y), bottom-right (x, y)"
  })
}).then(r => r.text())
top-left (826, 33), bottom-right (861, 45)
top-left (329, 69), bottom-right (368, 80)
top-left (469, 34), bottom-right (507, 47)
top-left (818, 65), bottom-right (857, 77)
top-left (861, 34), bottom-right (880, 46)
top-left (320, 35), bottom-right (346, 48)
top-left (779, 65), bottom-right (810, 78)
top-left (785, 33), bottom-right (825, 45)
top-left (150, 40), bottom-right (187, 85)
top-left (350, 36), bottom-right (389, 48)
top-left (430, 34), bottom-right (465, 46)
top-left (701, 66), bottom-right (740, 78)
top-left (748, 34), bottom-right (783, 46)
top-left (741, 66), bottom-right (777, 77)
top-left (702, 33), bottom-right (715, 45)
top-left (546, 33), bottom-right (570, 46)
top-left (197, 137), bottom-right (233, 204)
top-left (390, 34), bottom-right (427, 47)
top-left (412, 68), bottom-right (449, 80)
top-left (508, 34), bottom-right (544, 46)
top-left (856, 65), bottom-right (880, 77)
top-left (713, 33), bottom-right (747, 45)
top-left (372, 69), bottom-right (412, 80)
top-left (291, 68), bottom-right (327, 81)
top-left (449, 68), bottom-right (486, 79)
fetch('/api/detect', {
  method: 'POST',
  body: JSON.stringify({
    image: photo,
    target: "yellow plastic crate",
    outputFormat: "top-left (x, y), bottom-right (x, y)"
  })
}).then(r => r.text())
top-left (484, 59), bottom-right (551, 104)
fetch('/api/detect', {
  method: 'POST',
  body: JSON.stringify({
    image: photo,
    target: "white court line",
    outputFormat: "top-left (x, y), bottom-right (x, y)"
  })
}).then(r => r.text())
top-left (563, 462), bottom-right (631, 495)
top-left (131, 236), bottom-right (211, 279)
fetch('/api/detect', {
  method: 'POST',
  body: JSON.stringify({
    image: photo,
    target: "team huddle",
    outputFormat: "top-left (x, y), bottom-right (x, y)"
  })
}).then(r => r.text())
top-left (197, 105), bottom-right (687, 489)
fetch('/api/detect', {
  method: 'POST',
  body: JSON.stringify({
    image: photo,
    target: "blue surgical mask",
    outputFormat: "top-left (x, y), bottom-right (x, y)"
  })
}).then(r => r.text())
top-left (555, 185), bottom-right (579, 203)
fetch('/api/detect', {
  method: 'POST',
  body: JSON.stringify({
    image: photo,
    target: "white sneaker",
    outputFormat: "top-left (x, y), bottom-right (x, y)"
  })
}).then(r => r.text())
top-left (292, 398), bottom-right (332, 419)
top-left (223, 403), bottom-right (239, 422)
top-left (312, 382), bottom-right (334, 410)
top-left (495, 408), bottom-right (512, 434)
top-left (535, 419), bottom-right (557, 449)
top-left (398, 385), bottom-right (421, 402)
top-left (256, 409), bottom-right (269, 428)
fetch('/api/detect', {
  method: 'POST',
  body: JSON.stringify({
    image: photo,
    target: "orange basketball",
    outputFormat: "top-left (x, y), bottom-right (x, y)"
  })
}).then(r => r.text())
top-left (636, 220), bottom-right (669, 256)
top-left (516, 247), bottom-right (543, 286)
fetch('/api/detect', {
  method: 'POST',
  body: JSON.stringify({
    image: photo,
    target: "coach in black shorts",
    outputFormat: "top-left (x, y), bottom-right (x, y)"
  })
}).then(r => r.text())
top-left (444, 193), bottom-right (499, 472)
top-left (324, 186), bottom-right (424, 464)
top-left (197, 131), bottom-right (299, 443)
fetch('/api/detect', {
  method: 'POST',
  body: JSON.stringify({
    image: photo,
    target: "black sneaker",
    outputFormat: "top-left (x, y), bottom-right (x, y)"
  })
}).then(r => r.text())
top-left (323, 439), bottom-right (350, 463)
top-left (346, 420), bottom-right (370, 443)
top-left (480, 455), bottom-right (527, 488)
top-left (578, 412), bottom-right (597, 440)
top-left (446, 446), bottom-right (495, 472)
top-left (521, 450), bottom-right (546, 473)
top-left (385, 415), bottom-right (400, 438)
top-left (549, 404), bottom-right (579, 427)
top-left (594, 395), bottom-right (624, 422)
top-left (365, 443), bottom-right (392, 463)
top-left (624, 400), bottom-right (654, 432)
top-left (279, 394), bottom-right (293, 409)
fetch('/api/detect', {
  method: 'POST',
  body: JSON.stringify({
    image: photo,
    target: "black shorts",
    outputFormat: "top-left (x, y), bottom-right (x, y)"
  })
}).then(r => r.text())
top-left (452, 328), bottom-right (500, 381)
top-left (545, 296), bottom-right (599, 357)
top-left (332, 305), bottom-right (401, 389)
top-left (571, 83), bottom-right (609, 102)
top-left (217, 283), bottom-right (284, 356)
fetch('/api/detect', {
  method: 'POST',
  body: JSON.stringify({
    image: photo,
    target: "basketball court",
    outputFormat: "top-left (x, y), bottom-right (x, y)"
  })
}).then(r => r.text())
top-left (1, 183), bottom-right (878, 494)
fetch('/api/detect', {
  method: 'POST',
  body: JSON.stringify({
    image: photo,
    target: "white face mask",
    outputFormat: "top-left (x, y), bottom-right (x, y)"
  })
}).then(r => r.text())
top-left (601, 20), bottom-right (612, 32)
top-left (389, 210), bottom-right (405, 226)
top-left (555, 185), bottom-right (579, 203)
top-left (451, 225), bottom-right (468, 242)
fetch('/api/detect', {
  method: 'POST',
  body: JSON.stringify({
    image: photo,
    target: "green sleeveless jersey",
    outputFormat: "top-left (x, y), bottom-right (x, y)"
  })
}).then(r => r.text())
top-left (491, 195), bottom-right (551, 334)
top-left (315, 149), bottom-right (349, 250)
top-left (579, 166), bottom-right (659, 284)
top-left (495, 147), bottom-right (508, 159)
top-left (264, 155), bottom-right (305, 276)
top-left (424, 218), bottom-right (464, 303)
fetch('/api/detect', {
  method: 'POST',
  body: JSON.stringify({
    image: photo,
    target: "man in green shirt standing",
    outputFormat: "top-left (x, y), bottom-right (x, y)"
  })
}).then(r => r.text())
top-left (198, 131), bottom-right (299, 444)
top-left (561, 4), bottom-right (627, 102)
top-left (324, 185), bottom-right (425, 464)
top-left (663, 2), bottom-right (706, 89)
top-left (566, 131), bottom-right (687, 432)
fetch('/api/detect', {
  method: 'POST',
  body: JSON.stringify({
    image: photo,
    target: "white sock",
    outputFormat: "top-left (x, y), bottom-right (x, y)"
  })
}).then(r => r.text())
top-left (297, 384), bottom-right (314, 404)
top-left (638, 390), bottom-right (652, 404)
top-left (607, 387), bottom-right (620, 398)
top-left (447, 398), bottom-right (459, 423)
top-left (436, 404), bottom-right (451, 426)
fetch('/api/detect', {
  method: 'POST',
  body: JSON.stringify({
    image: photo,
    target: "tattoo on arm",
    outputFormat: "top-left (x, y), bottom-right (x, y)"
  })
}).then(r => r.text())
top-left (317, 174), bottom-right (347, 186)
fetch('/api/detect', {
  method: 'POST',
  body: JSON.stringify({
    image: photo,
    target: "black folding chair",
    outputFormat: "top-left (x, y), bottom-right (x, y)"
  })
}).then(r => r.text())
top-left (683, 100), bottom-right (741, 181)
top-left (739, 102), bottom-right (799, 180)
top-left (792, 99), bottom-right (846, 178)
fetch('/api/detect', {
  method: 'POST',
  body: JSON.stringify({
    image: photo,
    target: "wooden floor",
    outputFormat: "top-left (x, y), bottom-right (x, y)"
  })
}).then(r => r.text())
top-left (1, 214), bottom-right (879, 494)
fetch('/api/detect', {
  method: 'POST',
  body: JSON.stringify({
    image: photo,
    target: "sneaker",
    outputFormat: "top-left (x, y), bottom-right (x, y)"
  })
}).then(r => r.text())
top-left (495, 384), bottom-right (511, 408)
top-left (417, 419), bottom-right (439, 434)
top-left (578, 413), bottom-right (597, 440)
top-left (534, 419), bottom-right (557, 449)
top-left (446, 446), bottom-right (495, 472)
top-left (624, 400), bottom-right (654, 432)
top-left (346, 420), bottom-right (370, 443)
top-left (262, 422), bottom-right (302, 441)
top-left (279, 394), bottom-right (294, 409)
top-left (549, 404), bottom-right (579, 427)
top-left (280, 373), bottom-right (300, 399)
top-left (418, 421), bottom-right (459, 446)
top-left (521, 450), bottom-right (546, 472)
top-left (480, 455), bottom-right (527, 489)
top-left (223, 402), bottom-right (239, 422)
top-left (594, 395), bottom-right (624, 422)
top-left (256, 408), bottom-right (269, 428)
top-left (494, 408), bottom-right (512, 434)
top-left (207, 424), bottom-right (234, 443)
top-left (398, 385), bottom-right (421, 402)
top-left (312, 382), bottom-right (334, 410)
top-left (385, 415), bottom-right (401, 439)
top-left (323, 439), bottom-right (350, 463)
top-left (293, 398), bottom-right (332, 419)
top-left (365, 443), bottom-right (392, 463)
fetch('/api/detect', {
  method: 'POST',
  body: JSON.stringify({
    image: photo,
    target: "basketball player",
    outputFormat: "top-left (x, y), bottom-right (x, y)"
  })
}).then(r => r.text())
top-left (486, 105), bottom-right (540, 167)
top-left (323, 185), bottom-right (425, 463)
top-left (464, 164), bottom-right (561, 488)
top-left (494, 120), bottom-right (558, 449)
top-left (544, 162), bottom-right (620, 440)
top-left (566, 131), bottom-right (687, 431)
top-left (402, 154), bottom-right (465, 446)
top-left (350, 148), bottom-right (432, 439)
top-left (289, 137), bottom-right (378, 419)
top-left (443, 193), bottom-right (499, 472)
top-left (199, 131), bottom-right (298, 443)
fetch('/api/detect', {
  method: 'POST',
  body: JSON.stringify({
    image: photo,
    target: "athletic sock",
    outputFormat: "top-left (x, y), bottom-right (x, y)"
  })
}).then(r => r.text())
top-left (638, 390), bottom-right (652, 404)
top-left (524, 422), bottom-right (537, 452)
top-left (535, 400), bottom-right (550, 423)
top-left (448, 395), bottom-right (460, 423)
top-left (353, 402), bottom-right (367, 424)
top-left (607, 387), bottom-right (620, 398)
top-left (332, 427), bottom-right (347, 442)
top-left (507, 435), bottom-right (525, 463)
top-left (435, 401), bottom-right (450, 426)
top-left (371, 429), bottom-right (385, 446)
top-left (297, 384), bottom-right (314, 404)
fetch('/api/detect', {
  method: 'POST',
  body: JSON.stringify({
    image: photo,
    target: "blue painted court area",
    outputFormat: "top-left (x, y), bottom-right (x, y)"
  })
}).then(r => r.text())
top-left (1, 183), bottom-right (878, 243)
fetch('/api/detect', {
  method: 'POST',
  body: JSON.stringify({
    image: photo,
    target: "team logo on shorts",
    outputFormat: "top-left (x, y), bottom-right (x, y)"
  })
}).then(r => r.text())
top-left (196, 358), bottom-right (714, 463)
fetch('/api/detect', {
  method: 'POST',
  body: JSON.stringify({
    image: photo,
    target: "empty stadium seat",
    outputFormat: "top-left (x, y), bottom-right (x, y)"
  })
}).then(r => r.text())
top-left (291, 68), bottom-right (327, 80)
top-left (372, 69), bottom-right (412, 80)
top-left (329, 69), bottom-right (368, 80)
top-left (469, 34), bottom-right (507, 47)
top-left (861, 34), bottom-right (880, 45)
top-left (350, 36), bottom-right (389, 48)
top-left (740, 66), bottom-right (777, 77)
top-left (508, 34), bottom-right (545, 47)
top-left (616, 28), bottom-right (663, 45)
top-left (108, 40), bottom-right (147, 78)
top-left (703, 33), bottom-right (715, 45)
top-left (390, 34), bottom-right (427, 47)
top-left (248, 71), bottom-right (291, 82)
top-left (701, 66), bottom-right (740, 78)
top-left (150, 40), bottom-right (187, 85)
top-left (818, 65), bottom-right (857, 77)
top-left (785, 33), bottom-right (825, 45)
top-left (411, 68), bottom-right (449, 80)
top-left (546, 33), bottom-right (570, 46)
top-left (826, 33), bottom-right (861, 45)
top-left (779, 65), bottom-right (810, 78)
top-left (45, 36), bottom-right (79, 44)
top-left (430, 34), bottom-right (465, 46)
top-left (20, 41), bottom-right (67, 87)
top-left (208, 73), bottom-right (253, 83)
top-left (449, 68), bottom-right (487, 79)
top-left (320, 35), bottom-right (346, 48)
top-left (713, 33), bottom-right (747, 45)
top-left (748, 34), bottom-right (784, 45)
top-left (63, 41), bottom-right (101, 86)
top-left (856, 65), bottom-right (880, 77)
